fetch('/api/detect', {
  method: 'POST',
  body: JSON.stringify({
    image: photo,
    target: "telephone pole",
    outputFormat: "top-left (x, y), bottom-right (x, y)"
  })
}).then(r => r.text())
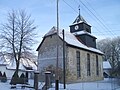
top-left (63, 29), bottom-right (66, 89)
top-left (55, 0), bottom-right (59, 90)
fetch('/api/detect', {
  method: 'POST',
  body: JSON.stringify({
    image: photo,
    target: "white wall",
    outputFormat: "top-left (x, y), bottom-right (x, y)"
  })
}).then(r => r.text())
top-left (0, 65), bottom-right (26, 79)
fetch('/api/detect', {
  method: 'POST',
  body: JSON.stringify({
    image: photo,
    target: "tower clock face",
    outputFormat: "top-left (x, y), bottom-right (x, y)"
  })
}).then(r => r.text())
top-left (75, 25), bottom-right (79, 30)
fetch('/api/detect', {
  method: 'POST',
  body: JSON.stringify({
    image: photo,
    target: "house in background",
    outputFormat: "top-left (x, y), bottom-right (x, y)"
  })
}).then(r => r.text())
top-left (103, 60), bottom-right (112, 78)
top-left (0, 55), bottom-right (9, 77)
top-left (37, 15), bottom-right (104, 83)
top-left (0, 53), bottom-right (37, 79)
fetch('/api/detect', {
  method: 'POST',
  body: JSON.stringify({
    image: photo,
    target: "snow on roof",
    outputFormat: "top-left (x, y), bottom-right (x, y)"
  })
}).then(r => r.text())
top-left (103, 61), bottom-right (111, 69)
top-left (73, 31), bottom-right (96, 38)
top-left (44, 26), bottom-right (57, 37)
top-left (43, 26), bottom-right (103, 55)
top-left (59, 31), bottom-right (103, 54)
top-left (21, 58), bottom-right (37, 70)
top-left (44, 26), bottom-right (62, 37)
top-left (6, 58), bottom-right (37, 71)
top-left (6, 58), bottom-right (25, 70)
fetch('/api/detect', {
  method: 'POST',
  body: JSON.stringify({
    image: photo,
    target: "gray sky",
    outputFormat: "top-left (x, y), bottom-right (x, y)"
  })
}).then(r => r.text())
top-left (0, 0), bottom-right (120, 51)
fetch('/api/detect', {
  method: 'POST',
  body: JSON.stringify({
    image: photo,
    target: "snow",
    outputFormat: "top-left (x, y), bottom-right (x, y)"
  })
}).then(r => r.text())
top-left (21, 58), bottom-right (37, 70)
top-left (44, 26), bottom-right (57, 37)
top-left (6, 58), bottom-right (37, 71)
top-left (59, 30), bottom-right (103, 54)
top-left (103, 61), bottom-right (111, 69)
top-left (1, 78), bottom-right (120, 90)
top-left (49, 78), bottom-right (120, 90)
top-left (73, 30), bottom-right (96, 38)
top-left (70, 21), bottom-right (84, 26)
top-left (0, 80), bottom-right (35, 90)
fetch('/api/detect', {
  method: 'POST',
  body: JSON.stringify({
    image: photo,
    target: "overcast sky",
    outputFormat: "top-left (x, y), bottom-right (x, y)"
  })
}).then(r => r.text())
top-left (0, 0), bottom-right (120, 51)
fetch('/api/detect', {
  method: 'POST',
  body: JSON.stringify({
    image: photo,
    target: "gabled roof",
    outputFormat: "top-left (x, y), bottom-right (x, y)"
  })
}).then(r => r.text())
top-left (6, 58), bottom-right (25, 70)
top-left (6, 58), bottom-right (37, 71)
top-left (37, 26), bottom-right (103, 55)
top-left (44, 26), bottom-right (58, 37)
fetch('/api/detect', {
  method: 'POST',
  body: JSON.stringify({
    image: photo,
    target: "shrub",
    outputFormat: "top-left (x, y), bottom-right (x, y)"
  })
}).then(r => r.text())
top-left (1, 72), bottom-right (7, 83)
top-left (0, 71), bottom-right (2, 76)
top-left (19, 73), bottom-right (26, 84)
top-left (0, 71), bottom-right (2, 81)
top-left (10, 72), bottom-right (19, 85)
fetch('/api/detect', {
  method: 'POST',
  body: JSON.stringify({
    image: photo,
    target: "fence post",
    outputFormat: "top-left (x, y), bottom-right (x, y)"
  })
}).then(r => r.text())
top-left (34, 71), bottom-right (39, 90)
top-left (45, 71), bottom-right (51, 89)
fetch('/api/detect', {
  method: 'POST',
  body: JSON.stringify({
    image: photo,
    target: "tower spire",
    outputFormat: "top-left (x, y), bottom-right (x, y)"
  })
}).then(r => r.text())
top-left (78, 5), bottom-right (81, 20)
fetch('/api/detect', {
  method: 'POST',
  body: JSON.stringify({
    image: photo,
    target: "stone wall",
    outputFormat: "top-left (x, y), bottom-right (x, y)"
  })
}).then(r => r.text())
top-left (38, 34), bottom-right (103, 83)
top-left (66, 46), bottom-right (103, 83)
top-left (38, 35), bottom-right (65, 73)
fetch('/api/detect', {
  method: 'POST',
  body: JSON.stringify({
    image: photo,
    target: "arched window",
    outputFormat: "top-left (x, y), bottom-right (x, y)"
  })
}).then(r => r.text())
top-left (96, 55), bottom-right (99, 76)
top-left (87, 53), bottom-right (90, 76)
top-left (76, 51), bottom-right (81, 77)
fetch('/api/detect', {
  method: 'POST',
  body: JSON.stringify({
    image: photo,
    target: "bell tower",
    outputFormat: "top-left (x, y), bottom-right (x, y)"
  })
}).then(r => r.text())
top-left (69, 8), bottom-right (97, 48)
top-left (69, 15), bottom-right (91, 33)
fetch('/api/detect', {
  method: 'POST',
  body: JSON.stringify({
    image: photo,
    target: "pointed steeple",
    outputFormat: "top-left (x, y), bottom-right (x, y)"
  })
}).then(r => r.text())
top-left (73, 15), bottom-right (87, 24)
top-left (73, 5), bottom-right (87, 24)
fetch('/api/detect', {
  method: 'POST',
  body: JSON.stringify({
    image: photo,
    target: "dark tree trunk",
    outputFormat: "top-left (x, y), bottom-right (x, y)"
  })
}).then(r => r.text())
top-left (10, 60), bottom-right (20, 85)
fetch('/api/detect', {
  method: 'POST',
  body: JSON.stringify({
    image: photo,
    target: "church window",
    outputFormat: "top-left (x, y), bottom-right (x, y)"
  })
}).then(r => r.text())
top-left (76, 51), bottom-right (81, 77)
top-left (87, 53), bottom-right (91, 76)
top-left (96, 55), bottom-right (99, 76)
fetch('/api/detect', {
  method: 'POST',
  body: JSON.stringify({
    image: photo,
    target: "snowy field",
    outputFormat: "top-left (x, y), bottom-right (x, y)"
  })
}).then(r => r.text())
top-left (1, 78), bottom-right (120, 90)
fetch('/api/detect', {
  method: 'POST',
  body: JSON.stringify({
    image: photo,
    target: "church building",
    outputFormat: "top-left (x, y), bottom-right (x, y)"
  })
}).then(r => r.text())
top-left (37, 14), bottom-right (104, 83)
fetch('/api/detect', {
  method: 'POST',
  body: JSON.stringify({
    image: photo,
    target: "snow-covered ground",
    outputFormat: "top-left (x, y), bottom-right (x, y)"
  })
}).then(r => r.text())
top-left (50, 78), bottom-right (120, 90)
top-left (1, 78), bottom-right (120, 90)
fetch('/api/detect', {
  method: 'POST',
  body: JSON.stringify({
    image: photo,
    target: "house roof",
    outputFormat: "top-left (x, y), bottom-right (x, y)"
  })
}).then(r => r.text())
top-left (103, 61), bottom-right (111, 69)
top-left (37, 26), bottom-right (103, 55)
top-left (6, 58), bottom-right (25, 70)
top-left (6, 58), bottom-right (37, 71)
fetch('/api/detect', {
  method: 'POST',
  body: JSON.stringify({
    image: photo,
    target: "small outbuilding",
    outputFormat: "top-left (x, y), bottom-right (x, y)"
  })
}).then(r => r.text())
top-left (103, 61), bottom-right (112, 78)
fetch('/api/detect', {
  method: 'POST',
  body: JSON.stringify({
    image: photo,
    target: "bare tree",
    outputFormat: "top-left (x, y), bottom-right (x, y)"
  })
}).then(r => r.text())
top-left (97, 38), bottom-right (112, 61)
top-left (97, 37), bottom-right (120, 76)
top-left (0, 10), bottom-right (37, 77)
